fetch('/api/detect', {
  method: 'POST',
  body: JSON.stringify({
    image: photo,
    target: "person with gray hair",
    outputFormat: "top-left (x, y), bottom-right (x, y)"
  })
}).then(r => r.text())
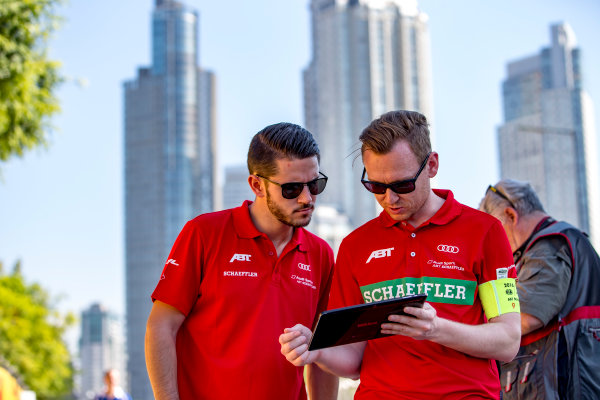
top-left (480, 179), bottom-right (600, 399)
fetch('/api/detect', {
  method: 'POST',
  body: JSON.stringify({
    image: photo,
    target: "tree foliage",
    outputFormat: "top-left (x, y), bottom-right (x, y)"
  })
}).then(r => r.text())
top-left (0, 0), bottom-right (63, 162)
top-left (0, 260), bottom-right (75, 399)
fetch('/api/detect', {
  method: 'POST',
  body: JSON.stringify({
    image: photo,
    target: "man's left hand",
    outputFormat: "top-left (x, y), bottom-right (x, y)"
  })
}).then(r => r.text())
top-left (380, 302), bottom-right (439, 340)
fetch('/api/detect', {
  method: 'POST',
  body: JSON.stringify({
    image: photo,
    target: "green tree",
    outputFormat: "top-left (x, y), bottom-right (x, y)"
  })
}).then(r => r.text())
top-left (0, 260), bottom-right (75, 399)
top-left (0, 0), bottom-right (63, 162)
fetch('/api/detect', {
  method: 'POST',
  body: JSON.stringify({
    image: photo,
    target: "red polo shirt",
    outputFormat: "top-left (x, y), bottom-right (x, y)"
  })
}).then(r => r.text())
top-left (152, 201), bottom-right (334, 400)
top-left (330, 190), bottom-right (515, 400)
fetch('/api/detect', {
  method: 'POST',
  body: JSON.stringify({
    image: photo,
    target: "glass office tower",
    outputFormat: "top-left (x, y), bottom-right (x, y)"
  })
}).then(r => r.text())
top-left (498, 23), bottom-right (599, 248)
top-left (304, 0), bottom-right (433, 227)
top-left (123, 1), bottom-right (216, 398)
top-left (79, 303), bottom-right (126, 400)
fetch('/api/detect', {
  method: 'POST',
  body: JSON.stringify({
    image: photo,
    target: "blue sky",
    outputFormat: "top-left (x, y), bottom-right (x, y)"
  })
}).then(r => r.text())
top-left (0, 0), bottom-right (598, 347)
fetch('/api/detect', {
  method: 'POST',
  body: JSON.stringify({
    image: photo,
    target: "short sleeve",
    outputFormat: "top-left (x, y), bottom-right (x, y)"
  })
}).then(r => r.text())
top-left (478, 220), bottom-right (516, 284)
top-left (517, 236), bottom-right (572, 325)
top-left (151, 221), bottom-right (203, 316)
top-left (328, 238), bottom-right (364, 310)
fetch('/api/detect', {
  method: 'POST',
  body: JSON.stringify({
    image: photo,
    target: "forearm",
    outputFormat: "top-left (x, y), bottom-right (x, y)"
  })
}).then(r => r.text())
top-left (313, 342), bottom-right (365, 380)
top-left (305, 364), bottom-right (339, 400)
top-left (521, 312), bottom-right (544, 335)
top-left (145, 325), bottom-right (180, 400)
top-left (432, 313), bottom-right (521, 361)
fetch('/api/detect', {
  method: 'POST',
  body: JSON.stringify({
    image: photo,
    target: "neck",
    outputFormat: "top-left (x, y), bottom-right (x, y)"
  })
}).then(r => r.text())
top-left (248, 201), bottom-right (294, 255)
top-left (407, 189), bottom-right (445, 227)
top-left (515, 211), bottom-right (549, 249)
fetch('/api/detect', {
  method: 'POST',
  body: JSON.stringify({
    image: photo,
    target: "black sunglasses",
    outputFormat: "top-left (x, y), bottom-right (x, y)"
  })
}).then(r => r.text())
top-left (257, 172), bottom-right (328, 199)
top-left (486, 185), bottom-right (517, 209)
top-left (361, 152), bottom-right (431, 195)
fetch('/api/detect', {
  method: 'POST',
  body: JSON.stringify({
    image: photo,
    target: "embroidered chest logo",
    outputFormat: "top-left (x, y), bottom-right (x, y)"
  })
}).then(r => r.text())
top-left (229, 253), bottom-right (251, 263)
top-left (298, 263), bottom-right (311, 271)
top-left (437, 244), bottom-right (459, 254)
top-left (366, 247), bottom-right (394, 264)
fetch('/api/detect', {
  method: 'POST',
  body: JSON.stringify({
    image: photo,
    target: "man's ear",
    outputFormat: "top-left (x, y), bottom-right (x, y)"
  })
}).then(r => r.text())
top-left (427, 152), bottom-right (439, 178)
top-left (248, 175), bottom-right (265, 198)
top-left (504, 206), bottom-right (519, 226)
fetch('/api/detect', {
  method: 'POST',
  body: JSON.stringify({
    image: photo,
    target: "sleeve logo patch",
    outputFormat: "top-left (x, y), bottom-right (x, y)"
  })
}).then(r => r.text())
top-left (496, 267), bottom-right (508, 279)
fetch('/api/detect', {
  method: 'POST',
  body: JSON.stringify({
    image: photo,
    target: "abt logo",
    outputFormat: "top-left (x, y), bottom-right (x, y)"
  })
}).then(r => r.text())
top-left (437, 244), bottom-right (459, 254)
top-left (230, 253), bottom-right (251, 263)
top-left (366, 247), bottom-right (394, 264)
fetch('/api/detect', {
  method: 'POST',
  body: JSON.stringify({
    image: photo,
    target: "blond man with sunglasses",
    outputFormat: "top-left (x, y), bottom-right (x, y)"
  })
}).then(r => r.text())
top-left (281, 110), bottom-right (521, 399)
top-left (146, 122), bottom-right (337, 400)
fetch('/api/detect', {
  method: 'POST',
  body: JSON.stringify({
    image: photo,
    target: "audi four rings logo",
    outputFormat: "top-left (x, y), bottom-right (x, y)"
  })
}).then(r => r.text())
top-left (437, 244), bottom-right (460, 253)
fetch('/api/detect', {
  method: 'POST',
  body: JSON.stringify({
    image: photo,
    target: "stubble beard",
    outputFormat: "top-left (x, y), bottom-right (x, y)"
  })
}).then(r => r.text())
top-left (266, 190), bottom-right (313, 228)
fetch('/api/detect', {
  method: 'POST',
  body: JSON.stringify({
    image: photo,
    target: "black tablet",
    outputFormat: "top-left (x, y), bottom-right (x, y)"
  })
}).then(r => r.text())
top-left (308, 294), bottom-right (427, 350)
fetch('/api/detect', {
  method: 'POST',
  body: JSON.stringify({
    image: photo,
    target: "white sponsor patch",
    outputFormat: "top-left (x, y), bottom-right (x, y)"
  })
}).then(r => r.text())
top-left (496, 267), bottom-right (508, 279)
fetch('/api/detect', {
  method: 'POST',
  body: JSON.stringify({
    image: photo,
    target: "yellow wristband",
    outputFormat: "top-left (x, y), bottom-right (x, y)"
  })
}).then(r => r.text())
top-left (479, 278), bottom-right (520, 320)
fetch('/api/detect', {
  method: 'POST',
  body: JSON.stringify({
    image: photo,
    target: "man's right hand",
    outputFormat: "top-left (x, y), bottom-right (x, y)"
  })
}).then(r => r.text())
top-left (279, 324), bottom-right (320, 366)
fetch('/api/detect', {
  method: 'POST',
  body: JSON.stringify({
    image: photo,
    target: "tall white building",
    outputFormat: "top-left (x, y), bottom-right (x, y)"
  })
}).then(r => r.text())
top-left (304, 0), bottom-right (433, 227)
top-left (78, 303), bottom-right (126, 400)
top-left (498, 23), bottom-right (599, 248)
top-left (221, 165), bottom-right (254, 210)
top-left (123, 1), bottom-right (216, 398)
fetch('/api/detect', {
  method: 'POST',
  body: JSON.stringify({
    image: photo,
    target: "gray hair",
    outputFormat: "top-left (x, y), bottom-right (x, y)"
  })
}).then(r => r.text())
top-left (479, 179), bottom-right (545, 217)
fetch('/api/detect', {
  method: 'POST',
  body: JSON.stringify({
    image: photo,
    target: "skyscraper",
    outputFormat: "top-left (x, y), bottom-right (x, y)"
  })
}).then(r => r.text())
top-left (78, 303), bottom-right (126, 400)
top-left (221, 164), bottom-right (254, 211)
top-left (498, 23), bottom-right (599, 248)
top-left (304, 0), bottom-right (433, 227)
top-left (123, 1), bottom-right (216, 398)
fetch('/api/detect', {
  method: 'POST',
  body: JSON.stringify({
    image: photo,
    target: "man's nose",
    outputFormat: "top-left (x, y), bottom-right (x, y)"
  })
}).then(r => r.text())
top-left (297, 185), bottom-right (314, 203)
top-left (384, 188), bottom-right (400, 203)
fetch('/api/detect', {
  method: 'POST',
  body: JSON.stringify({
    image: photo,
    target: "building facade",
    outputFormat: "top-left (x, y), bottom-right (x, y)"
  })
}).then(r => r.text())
top-left (221, 165), bottom-right (254, 211)
top-left (123, 1), bottom-right (216, 398)
top-left (304, 0), bottom-right (433, 227)
top-left (79, 303), bottom-right (126, 400)
top-left (498, 23), bottom-right (599, 248)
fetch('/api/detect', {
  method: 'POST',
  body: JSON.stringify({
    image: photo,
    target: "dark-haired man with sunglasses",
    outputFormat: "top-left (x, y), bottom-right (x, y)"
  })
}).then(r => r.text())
top-left (281, 110), bottom-right (521, 399)
top-left (146, 122), bottom-right (338, 400)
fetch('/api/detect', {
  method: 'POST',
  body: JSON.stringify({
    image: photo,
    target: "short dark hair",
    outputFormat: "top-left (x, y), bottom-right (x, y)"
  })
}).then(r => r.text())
top-left (359, 110), bottom-right (431, 161)
top-left (247, 122), bottom-right (320, 177)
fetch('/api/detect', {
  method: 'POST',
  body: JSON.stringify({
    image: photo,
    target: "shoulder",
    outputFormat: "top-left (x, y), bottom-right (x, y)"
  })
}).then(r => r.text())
top-left (344, 217), bottom-right (383, 243)
top-left (457, 202), bottom-right (500, 227)
top-left (189, 208), bottom-right (233, 226)
top-left (527, 234), bottom-right (571, 259)
top-left (450, 203), bottom-right (510, 242)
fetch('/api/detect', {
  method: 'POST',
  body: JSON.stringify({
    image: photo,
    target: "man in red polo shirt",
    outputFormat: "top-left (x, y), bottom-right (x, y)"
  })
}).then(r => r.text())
top-left (280, 110), bottom-right (521, 399)
top-left (146, 122), bottom-right (338, 400)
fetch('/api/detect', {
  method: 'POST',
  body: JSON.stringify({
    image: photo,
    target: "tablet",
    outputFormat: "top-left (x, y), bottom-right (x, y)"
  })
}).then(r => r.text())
top-left (308, 294), bottom-right (427, 350)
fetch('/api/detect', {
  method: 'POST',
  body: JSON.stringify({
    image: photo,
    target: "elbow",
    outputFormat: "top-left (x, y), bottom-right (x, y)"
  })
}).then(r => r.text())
top-left (497, 325), bottom-right (521, 362)
top-left (347, 370), bottom-right (360, 381)
top-left (496, 342), bottom-right (520, 362)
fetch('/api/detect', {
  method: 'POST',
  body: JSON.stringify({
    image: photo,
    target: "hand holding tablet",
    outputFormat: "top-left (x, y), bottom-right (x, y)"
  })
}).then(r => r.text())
top-left (308, 294), bottom-right (427, 350)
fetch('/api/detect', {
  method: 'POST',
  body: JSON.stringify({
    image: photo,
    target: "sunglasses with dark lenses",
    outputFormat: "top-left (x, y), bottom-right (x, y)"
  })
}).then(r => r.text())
top-left (361, 152), bottom-right (431, 195)
top-left (257, 172), bottom-right (328, 199)
top-left (486, 185), bottom-right (517, 209)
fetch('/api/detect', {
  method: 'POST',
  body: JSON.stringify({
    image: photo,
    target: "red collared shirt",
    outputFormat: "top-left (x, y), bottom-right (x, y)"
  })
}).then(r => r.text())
top-left (330, 190), bottom-right (514, 400)
top-left (152, 201), bottom-right (334, 400)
